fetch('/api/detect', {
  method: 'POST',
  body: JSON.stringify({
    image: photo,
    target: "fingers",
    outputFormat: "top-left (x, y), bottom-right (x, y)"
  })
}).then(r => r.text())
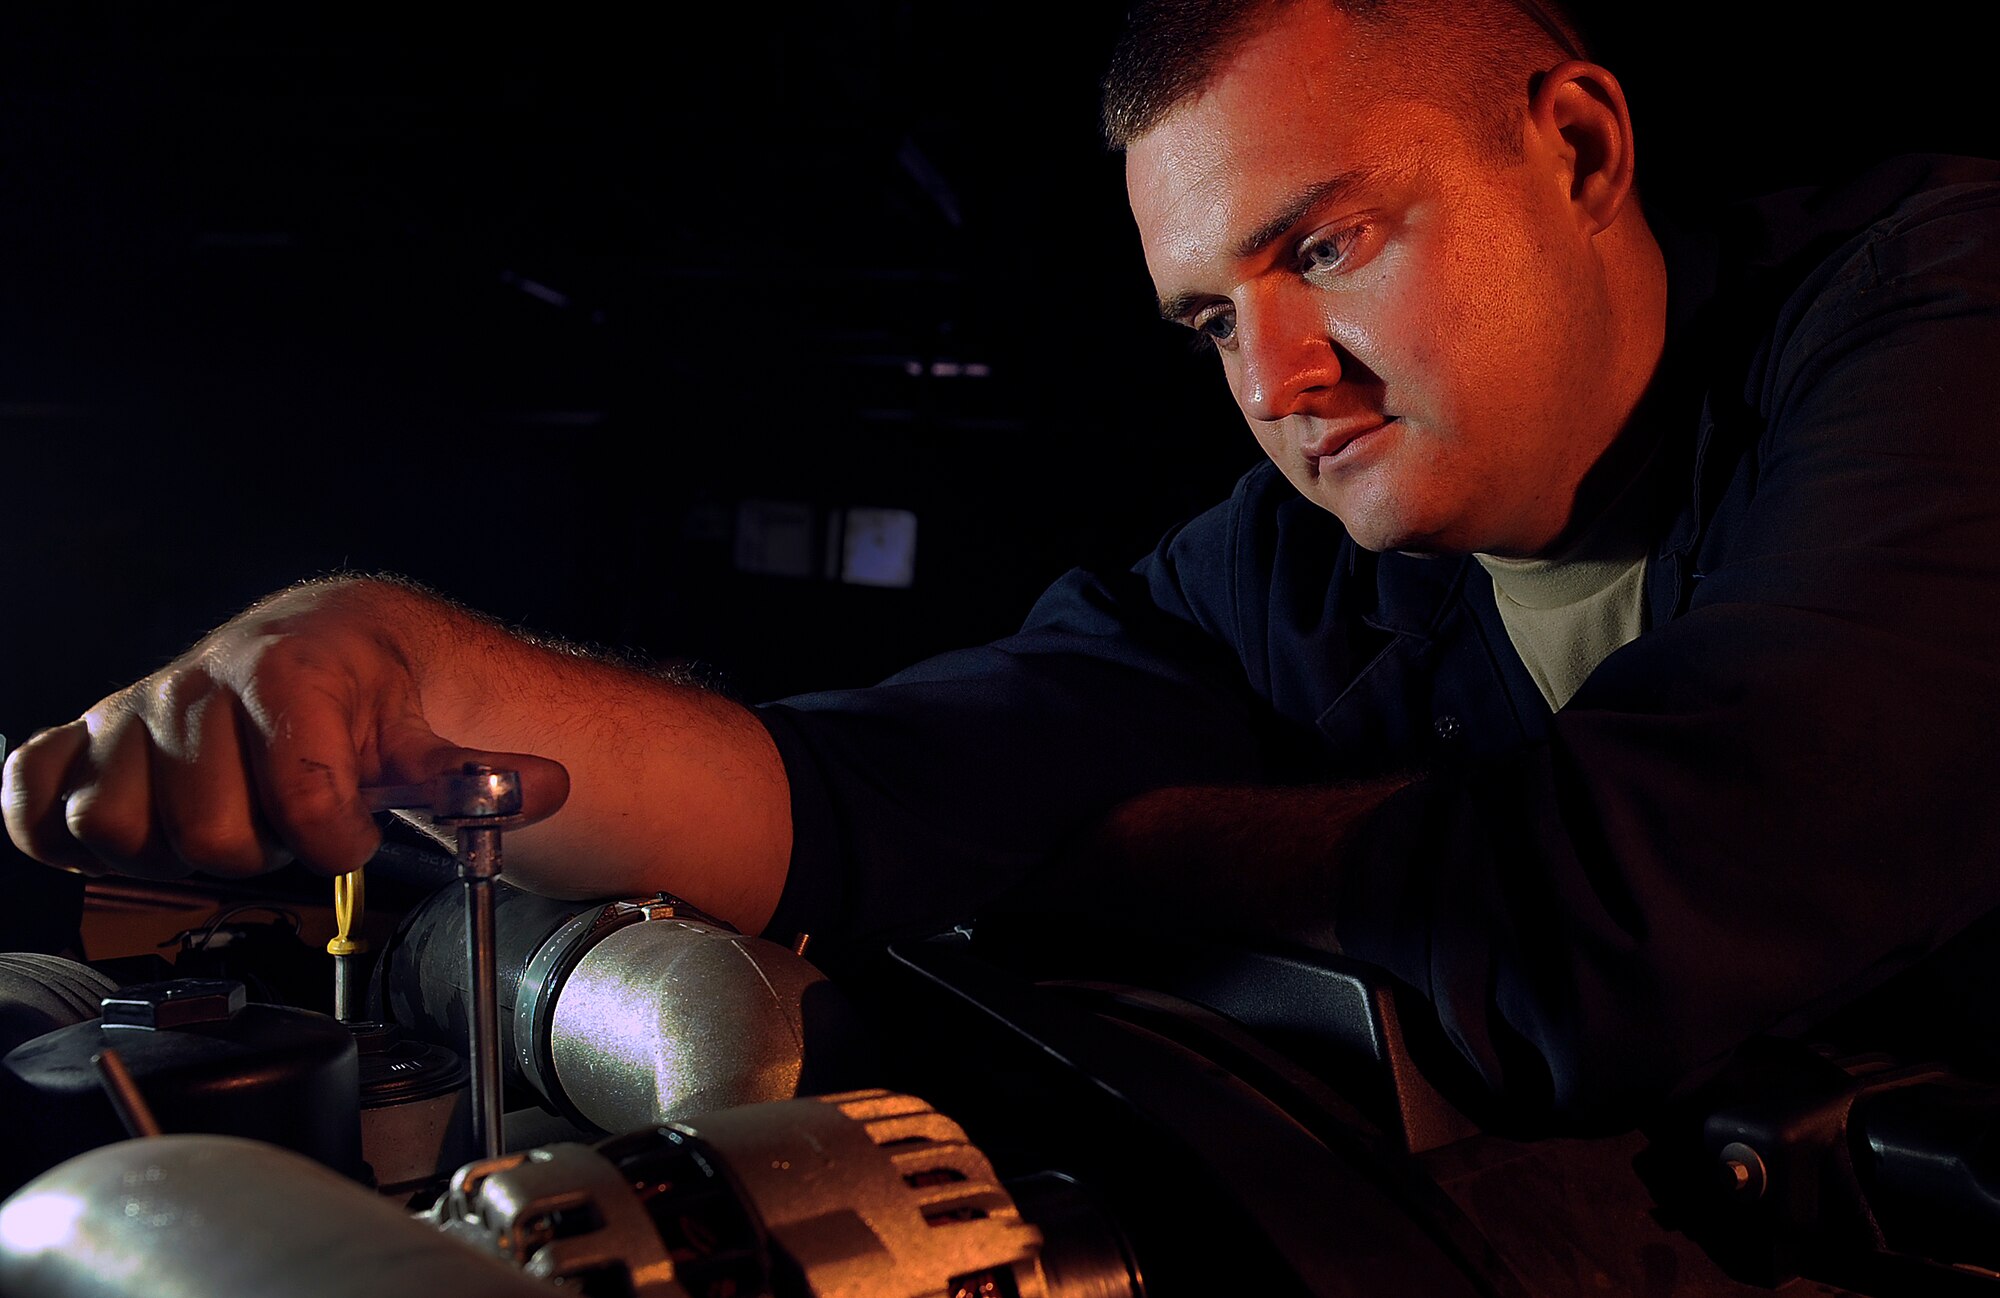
top-left (232, 652), bottom-right (384, 876)
top-left (4, 585), bottom-right (574, 884)
top-left (6, 657), bottom-right (375, 881)
top-left (65, 708), bottom-right (185, 877)
top-left (148, 676), bottom-right (293, 877)
top-left (4, 706), bottom-right (188, 880)
top-left (227, 649), bottom-right (573, 874)
top-left (3, 722), bottom-right (103, 875)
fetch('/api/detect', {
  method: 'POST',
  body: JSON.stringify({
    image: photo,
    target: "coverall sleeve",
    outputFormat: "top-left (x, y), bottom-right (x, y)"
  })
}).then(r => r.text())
top-left (756, 483), bottom-right (1294, 945)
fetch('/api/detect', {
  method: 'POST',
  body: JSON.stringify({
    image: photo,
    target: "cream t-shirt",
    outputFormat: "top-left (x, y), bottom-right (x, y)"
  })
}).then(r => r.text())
top-left (1474, 547), bottom-right (1647, 711)
top-left (1473, 451), bottom-right (1660, 711)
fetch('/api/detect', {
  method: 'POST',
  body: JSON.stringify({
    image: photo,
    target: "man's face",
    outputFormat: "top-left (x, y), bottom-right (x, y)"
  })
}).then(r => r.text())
top-left (1126, 4), bottom-right (1623, 557)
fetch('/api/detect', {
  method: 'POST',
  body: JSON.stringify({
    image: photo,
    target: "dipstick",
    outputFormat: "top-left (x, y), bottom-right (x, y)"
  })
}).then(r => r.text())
top-left (328, 868), bottom-right (367, 1023)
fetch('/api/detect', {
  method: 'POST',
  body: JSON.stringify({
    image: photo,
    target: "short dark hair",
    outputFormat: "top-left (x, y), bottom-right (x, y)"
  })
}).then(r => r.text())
top-left (1100, 0), bottom-right (1591, 153)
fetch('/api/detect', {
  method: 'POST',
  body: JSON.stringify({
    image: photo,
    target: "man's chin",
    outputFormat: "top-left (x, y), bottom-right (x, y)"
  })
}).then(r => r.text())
top-left (1328, 506), bottom-right (1455, 558)
top-left (1288, 472), bottom-right (1477, 555)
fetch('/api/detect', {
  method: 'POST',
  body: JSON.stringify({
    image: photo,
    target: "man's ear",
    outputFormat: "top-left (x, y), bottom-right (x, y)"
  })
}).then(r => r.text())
top-left (1529, 60), bottom-right (1637, 235)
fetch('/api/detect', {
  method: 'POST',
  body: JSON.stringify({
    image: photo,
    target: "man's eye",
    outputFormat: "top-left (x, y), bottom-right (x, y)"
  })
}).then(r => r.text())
top-left (1299, 227), bottom-right (1361, 276)
top-left (1190, 310), bottom-right (1236, 350)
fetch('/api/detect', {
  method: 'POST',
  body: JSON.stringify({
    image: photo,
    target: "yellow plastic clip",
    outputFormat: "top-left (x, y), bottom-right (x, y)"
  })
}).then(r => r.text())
top-left (328, 869), bottom-right (366, 958)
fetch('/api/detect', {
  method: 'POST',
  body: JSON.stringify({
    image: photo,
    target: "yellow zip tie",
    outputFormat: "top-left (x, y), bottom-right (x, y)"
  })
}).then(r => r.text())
top-left (328, 869), bottom-right (366, 957)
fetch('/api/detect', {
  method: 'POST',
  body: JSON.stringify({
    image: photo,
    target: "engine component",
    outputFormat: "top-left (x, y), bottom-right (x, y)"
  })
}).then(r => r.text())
top-left (0, 978), bottom-right (362, 1197)
top-left (427, 1132), bottom-right (759, 1296)
top-left (0, 958), bottom-right (478, 1197)
top-left (0, 1135), bottom-right (551, 1298)
top-left (542, 906), bottom-right (842, 1133)
top-left (429, 1088), bottom-right (1137, 1298)
top-left (0, 954), bottom-right (118, 1057)
top-left (353, 1019), bottom-right (474, 1195)
top-left (383, 883), bottom-right (865, 1135)
top-left (0, 1089), bottom-right (1137, 1298)
top-left (676, 1089), bottom-right (1052, 1296)
top-left (1676, 1036), bottom-right (2000, 1290)
top-left (9, 893), bottom-right (1997, 1297)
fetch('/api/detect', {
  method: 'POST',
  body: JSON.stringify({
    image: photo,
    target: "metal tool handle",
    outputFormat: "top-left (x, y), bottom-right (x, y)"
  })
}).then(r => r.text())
top-left (362, 763), bottom-right (525, 1160)
top-left (457, 824), bottom-right (505, 1159)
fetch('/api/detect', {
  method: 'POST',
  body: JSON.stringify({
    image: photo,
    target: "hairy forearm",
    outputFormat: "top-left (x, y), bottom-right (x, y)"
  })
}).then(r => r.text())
top-left (3, 573), bottom-right (793, 935)
top-left (307, 576), bottom-right (793, 929)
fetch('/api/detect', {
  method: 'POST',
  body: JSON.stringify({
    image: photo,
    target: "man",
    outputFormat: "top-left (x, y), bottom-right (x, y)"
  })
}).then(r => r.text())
top-left (6, 0), bottom-right (1999, 1129)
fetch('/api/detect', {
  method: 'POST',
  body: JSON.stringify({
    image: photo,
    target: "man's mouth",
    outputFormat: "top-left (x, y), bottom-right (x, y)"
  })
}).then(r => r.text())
top-left (1306, 417), bottom-right (1399, 475)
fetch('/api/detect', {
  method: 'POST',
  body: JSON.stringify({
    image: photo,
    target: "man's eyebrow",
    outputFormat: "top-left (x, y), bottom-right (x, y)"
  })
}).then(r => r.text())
top-left (1156, 289), bottom-right (1207, 323)
top-left (1232, 168), bottom-right (1379, 260)
top-left (1154, 167), bottom-right (1383, 322)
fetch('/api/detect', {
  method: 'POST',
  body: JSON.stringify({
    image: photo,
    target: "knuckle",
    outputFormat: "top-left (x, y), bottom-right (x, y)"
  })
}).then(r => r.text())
top-left (62, 790), bottom-right (149, 862)
top-left (5, 725), bottom-right (87, 800)
top-left (150, 664), bottom-right (219, 717)
top-left (2, 741), bottom-right (46, 807)
top-left (86, 678), bottom-right (149, 725)
top-left (5, 723), bottom-right (75, 764)
top-left (79, 701), bottom-right (146, 761)
top-left (238, 657), bottom-right (356, 746)
top-left (3, 729), bottom-right (87, 867)
top-left (236, 627), bottom-right (336, 684)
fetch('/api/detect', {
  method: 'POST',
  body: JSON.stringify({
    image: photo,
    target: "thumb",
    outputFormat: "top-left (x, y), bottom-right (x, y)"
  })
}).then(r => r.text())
top-left (374, 716), bottom-right (571, 830)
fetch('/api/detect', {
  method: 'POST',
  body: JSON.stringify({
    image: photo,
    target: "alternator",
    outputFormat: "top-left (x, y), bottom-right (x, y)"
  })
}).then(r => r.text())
top-left (430, 1089), bottom-right (1088, 1298)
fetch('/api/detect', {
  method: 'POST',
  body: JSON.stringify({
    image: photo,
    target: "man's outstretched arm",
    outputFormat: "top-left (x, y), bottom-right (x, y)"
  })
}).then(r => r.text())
top-left (0, 575), bottom-right (793, 932)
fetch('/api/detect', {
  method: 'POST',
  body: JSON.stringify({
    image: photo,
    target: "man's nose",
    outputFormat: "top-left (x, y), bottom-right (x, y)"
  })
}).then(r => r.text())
top-left (1235, 291), bottom-right (1341, 423)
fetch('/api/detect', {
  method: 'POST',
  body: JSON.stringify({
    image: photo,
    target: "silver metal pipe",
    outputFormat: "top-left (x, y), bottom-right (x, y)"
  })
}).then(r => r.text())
top-left (0, 1136), bottom-right (553, 1298)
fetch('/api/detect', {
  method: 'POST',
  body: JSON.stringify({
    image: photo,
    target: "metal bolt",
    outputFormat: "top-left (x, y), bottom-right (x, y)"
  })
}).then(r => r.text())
top-left (1718, 1141), bottom-right (1767, 1200)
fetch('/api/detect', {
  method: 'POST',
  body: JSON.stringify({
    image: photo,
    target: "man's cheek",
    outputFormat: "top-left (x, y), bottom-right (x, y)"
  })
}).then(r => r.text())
top-left (1371, 298), bottom-right (1450, 383)
top-left (1227, 368), bottom-right (1267, 437)
top-left (1247, 421), bottom-right (1288, 467)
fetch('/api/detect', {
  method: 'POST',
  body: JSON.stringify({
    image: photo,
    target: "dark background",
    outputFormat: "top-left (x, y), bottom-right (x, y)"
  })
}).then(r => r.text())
top-left (1, 3), bottom-right (1988, 942)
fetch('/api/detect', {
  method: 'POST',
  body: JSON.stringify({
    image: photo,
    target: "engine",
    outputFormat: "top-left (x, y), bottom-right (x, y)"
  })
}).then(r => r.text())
top-left (3, 840), bottom-right (2000, 1297)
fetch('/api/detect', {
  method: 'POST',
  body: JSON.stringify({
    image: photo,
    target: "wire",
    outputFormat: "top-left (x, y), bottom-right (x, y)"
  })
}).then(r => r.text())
top-left (158, 904), bottom-right (303, 952)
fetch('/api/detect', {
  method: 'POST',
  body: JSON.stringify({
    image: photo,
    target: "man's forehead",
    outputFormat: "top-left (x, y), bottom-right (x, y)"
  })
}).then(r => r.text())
top-left (1159, 1), bottom-right (1369, 139)
top-left (1122, 3), bottom-right (1398, 222)
top-left (1125, 63), bottom-right (1420, 301)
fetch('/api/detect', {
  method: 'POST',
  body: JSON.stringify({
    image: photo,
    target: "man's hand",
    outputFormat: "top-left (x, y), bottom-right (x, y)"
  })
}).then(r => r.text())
top-left (2, 578), bottom-right (569, 881)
